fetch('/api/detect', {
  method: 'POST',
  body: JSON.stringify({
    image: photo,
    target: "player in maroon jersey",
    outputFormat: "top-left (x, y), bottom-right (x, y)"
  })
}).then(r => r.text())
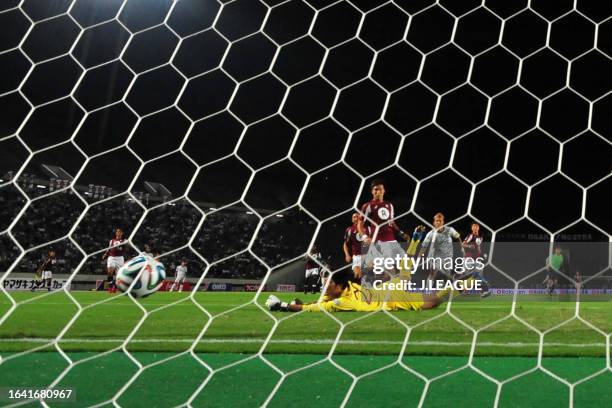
top-left (462, 222), bottom-right (490, 297)
top-left (343, 212), bottom-right (368, 282)
top-left (32, 250), bottom-right (56, 292)
top-left (358, 179), bottom-right (409, 281)
top-left (102, 228), bottom-right (127, 294)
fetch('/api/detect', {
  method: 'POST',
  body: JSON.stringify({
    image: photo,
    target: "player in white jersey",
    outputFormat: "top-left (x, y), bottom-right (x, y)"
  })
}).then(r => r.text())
top-left (170, 260), bottom-right (188, 292)
top-left (419, 213), bottom-right (463, 286)
top-left (304, 247), bottom-right (322, 294)
top-left (142, 244), bottom-right (154, 258)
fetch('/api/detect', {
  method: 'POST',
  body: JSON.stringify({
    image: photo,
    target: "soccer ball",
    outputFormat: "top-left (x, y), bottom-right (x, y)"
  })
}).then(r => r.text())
top-left (116, 256), bottom-right (166, 298)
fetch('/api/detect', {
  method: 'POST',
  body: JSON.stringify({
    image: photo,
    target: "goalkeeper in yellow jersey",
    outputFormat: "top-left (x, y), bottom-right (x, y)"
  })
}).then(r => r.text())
top-left (265, 269), bottom-right (464, 313)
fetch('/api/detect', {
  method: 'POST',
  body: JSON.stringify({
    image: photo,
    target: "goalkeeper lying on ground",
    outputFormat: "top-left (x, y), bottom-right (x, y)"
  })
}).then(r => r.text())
top-left (266, 270), bottom-right (466, 312)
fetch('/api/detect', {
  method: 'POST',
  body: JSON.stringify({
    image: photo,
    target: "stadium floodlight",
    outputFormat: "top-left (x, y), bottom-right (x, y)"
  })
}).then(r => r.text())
top-left (41, 164), bottom-right (73, 181)
top-left (143, 181), bottom-right (173, 197)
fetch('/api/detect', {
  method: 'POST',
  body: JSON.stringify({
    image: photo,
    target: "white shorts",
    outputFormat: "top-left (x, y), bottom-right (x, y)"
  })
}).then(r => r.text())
top-left (107, 256), bottom-right (124, 270)
top-left (174, 273), bottom-right (186, 283)
top-left (351, 255), bottom-right (363, 270)
top-left (365, 240), bottom-right (405, 269)
top-left (305, 268), bottom-right (319, 279)
top-left (42, 270), bottom-right (52, 280)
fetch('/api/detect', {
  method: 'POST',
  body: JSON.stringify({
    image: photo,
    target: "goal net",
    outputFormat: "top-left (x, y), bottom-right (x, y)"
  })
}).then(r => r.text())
top-left (0, 0), bottom-right (610, 406)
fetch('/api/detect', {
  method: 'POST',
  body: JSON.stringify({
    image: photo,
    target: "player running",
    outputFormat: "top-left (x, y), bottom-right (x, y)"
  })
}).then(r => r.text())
top-left (169, 260), bottom-right (188, 292)
top-left (266, 269), bottom-right (472, 312)
top-left (31, 250), bottom-right (56, 292)
top-left (102, 228), bottom-right (127, 294)
top-left (358, 180), bottom-right (409, 282)
top-left (304, 246), bottom-right (322, 294)
top-left (462, 222), bottom-right (490, 298)
top-left (419, 213), bottom-right (463, 286)
top-left (343, 213), bottom-right (369, 282)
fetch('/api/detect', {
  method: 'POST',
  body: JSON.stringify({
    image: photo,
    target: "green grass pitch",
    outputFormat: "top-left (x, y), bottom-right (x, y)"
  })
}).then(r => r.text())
top-left (0, 291), bottom-right (610, 407)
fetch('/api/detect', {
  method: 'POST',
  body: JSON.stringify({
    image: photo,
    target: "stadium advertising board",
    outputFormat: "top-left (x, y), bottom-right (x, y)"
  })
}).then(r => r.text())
top-left (491, 288), bottom-right (612, 295)
top-left (202, 282), bottom-right (232, 292)
top-left (276, 284), bottom-right (296, 292)
top-left (244, 284), bottom-right (261, 292)
top-left (2, 278), bottom-right (70, 291)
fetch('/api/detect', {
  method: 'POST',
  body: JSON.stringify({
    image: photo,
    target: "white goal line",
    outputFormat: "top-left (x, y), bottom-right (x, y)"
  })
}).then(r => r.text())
top-left (0, 338), bottom-right (605, 348)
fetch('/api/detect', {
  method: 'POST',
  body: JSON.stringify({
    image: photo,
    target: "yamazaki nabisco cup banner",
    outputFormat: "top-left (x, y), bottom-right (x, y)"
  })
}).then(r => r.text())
top-left (2, 278), bottom-right (70, 291)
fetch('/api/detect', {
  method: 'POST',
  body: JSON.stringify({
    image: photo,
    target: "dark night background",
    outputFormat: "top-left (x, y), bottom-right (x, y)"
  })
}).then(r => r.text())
top-left (0, 0), bottom-right (610, 282)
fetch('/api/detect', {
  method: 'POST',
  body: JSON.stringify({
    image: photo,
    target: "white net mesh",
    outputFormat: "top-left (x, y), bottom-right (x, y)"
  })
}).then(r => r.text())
top-left (0, 0), bottom-right (610, 406)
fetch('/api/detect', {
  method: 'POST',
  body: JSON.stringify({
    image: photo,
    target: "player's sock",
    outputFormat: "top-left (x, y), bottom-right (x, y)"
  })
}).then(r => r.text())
top-left (179, 284), bottom-right (183, 292)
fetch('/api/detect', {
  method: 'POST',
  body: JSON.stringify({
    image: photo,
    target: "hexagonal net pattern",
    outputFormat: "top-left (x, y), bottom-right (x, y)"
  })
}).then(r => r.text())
top-left (0, 0), bottom-right (610, 407)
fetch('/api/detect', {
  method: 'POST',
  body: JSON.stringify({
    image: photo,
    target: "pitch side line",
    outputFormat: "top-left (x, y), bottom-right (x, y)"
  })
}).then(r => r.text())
top-left (0, 338), bottom-right (605, 348)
